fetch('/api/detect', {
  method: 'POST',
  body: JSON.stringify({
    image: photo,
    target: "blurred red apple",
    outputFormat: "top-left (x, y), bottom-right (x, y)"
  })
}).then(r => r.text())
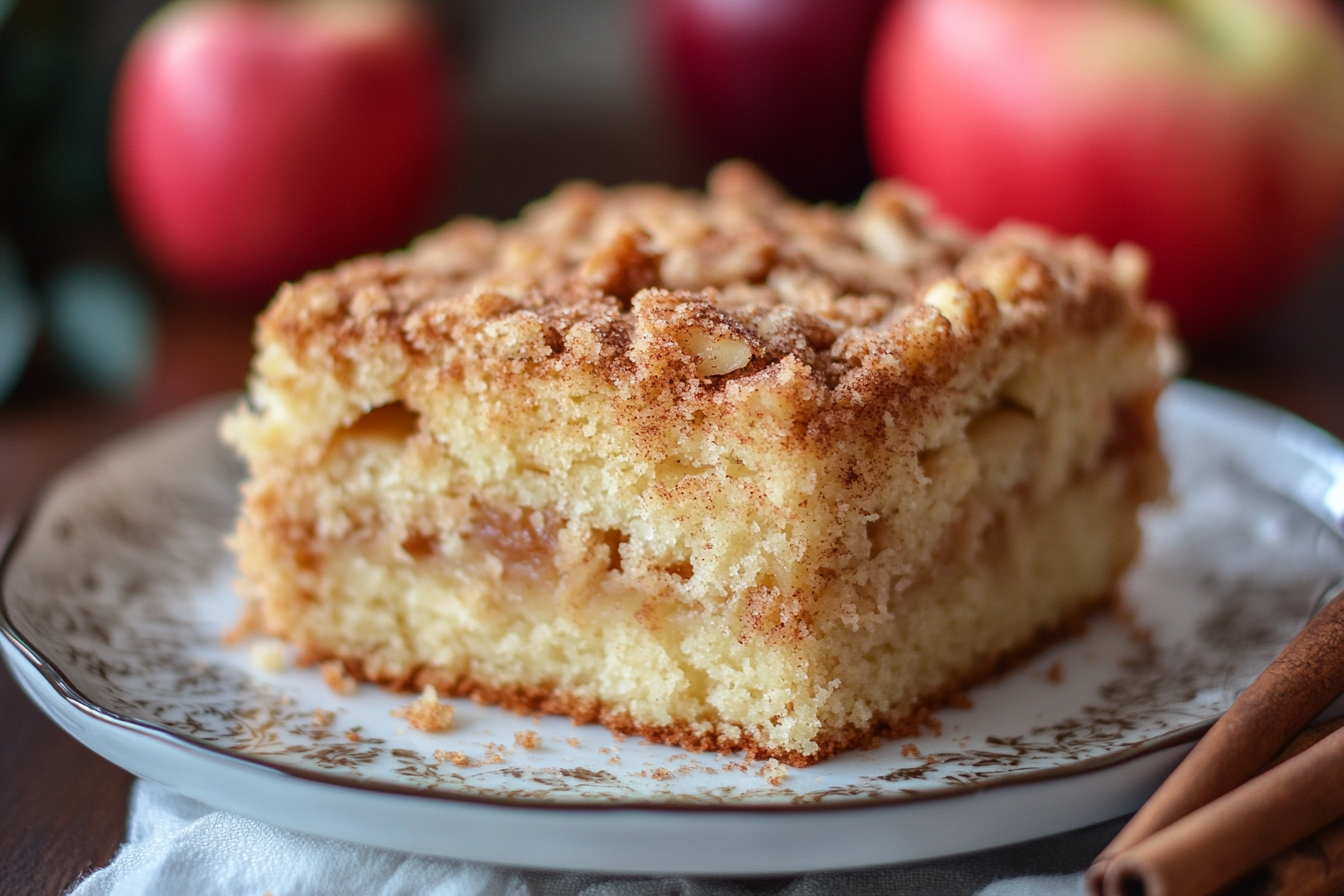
top-left (112, 0), bottom-right (454, 302)
top-left (644, 0), bottom-right (887, 201)
top-left (867, 0), bottom-right (1344, 340)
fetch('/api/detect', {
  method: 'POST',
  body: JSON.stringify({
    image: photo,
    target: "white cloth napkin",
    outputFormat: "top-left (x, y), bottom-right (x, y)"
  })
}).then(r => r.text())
top-left (69, 780), bottom-right (1101, 896)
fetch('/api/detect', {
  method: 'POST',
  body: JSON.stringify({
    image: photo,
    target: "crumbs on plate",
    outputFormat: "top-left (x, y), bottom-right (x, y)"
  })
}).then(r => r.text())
top-left (760, 758), bottom-right (787, 786)
top-left (435, 750), bottom-right (474, 768)
top-left (392, 685), bottom-right (455, 733)
top-left (320, 660), bottom-right (357, 696)
top-left (248, 638), bottom-right (286, 673)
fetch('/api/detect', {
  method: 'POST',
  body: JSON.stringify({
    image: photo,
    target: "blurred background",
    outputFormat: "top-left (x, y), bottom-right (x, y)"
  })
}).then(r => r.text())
top-left (2, 0), bottom-right (1343, 516)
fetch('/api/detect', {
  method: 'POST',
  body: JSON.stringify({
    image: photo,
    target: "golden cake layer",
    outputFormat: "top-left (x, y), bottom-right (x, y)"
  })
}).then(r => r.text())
top-left (223, 162), bottom-right (1175, 766)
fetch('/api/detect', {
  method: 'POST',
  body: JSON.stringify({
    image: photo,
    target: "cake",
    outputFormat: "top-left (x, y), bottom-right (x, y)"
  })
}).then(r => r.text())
top-left (222, 162), bottom-right (1175, 766)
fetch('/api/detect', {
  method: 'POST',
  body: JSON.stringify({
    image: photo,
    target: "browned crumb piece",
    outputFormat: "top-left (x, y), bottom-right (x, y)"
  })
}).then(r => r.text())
top-left (514, 730), bottom-right (541, 749)
top-left (321, 660), bottom-right (356, 696)
top-left (312, 709), bottom-right (336, 727)
top-left (901, 743), bottom-right (921, 759)
top-left (567, 737), bottom-right (581, 747)
top-left (608, 755), bottom-right (621, 765)
top-left (221, 603), bottom-right (263, 647)
top-left (651, 767), bottom-right (672, 781)
top-left (760, 758), bottom-right (787, 785)
top-left (483, 744), bottom-right (508, 764)
top-left (435, 749), bottom-right (474, 768)
top-left (392, 685), bottom-right (456, 733)
top-left (344, 728), bottom-right (362, 743)
top-left (1046, 661), bottom-right (1064, 683)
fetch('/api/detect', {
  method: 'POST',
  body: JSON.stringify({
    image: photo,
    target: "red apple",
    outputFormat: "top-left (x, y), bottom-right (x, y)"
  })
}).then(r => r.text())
top-left (112, 0), bottom-right (454, 302)
top-left (867, 0), bottom-right (1344, 339)
top-left (644, 0), bottom-right (888, 201)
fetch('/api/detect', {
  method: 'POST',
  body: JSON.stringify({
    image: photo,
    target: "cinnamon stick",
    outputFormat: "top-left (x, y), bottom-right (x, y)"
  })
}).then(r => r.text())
top-left (1224, 815), bottom-right (1344, 896)
top-left (1086, 585), bottom-right (1344, 894)
top-left (1099, 723), bottom-right (1344, 896)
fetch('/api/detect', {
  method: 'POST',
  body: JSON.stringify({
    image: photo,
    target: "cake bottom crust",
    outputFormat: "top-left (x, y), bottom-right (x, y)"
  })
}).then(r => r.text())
top-left (299, 590), bottom-right (1116, 768)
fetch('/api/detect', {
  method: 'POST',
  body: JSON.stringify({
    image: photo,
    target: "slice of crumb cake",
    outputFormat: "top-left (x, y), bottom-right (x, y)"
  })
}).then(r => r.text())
top-left (223, 162), bottom-right (1175, 767)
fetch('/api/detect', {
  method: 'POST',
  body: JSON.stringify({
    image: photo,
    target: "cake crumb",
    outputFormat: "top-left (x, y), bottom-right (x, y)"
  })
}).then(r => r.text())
top-left (760, 758), bottom-right (787, 785)
top-left (1046, 661), bottom-right (1064, 684)
top-left (344, 728), bottom-right (362, 743)
top-left (312, 709), bottom-right (336, 727)
top-left (435, 750), bottom-right (474, 767)
top-left (320, 661), bottom-right (357, 696)
top-left (567, 737), bottom-right (581, 747)
top-left (248, 639), bottom-right (286, 672)
top-left (651, 767), bottom-right (672, 781)
top-left (392, 685), bottom-right (456, 733)
top-left (221, 604), bottom-right (263, 646)
top-left (608, 755), bottom-right (621, 765)
top-left (901, 743), bottom-right (921, 759)
top-left (514, 730), bottom-right (541, 749)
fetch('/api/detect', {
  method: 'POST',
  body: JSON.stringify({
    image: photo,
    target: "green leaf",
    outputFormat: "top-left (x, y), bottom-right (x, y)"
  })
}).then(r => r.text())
top-left (48, 262), bottom-right (157, 400)
top-left (0, 241), bottom-right (39, 406)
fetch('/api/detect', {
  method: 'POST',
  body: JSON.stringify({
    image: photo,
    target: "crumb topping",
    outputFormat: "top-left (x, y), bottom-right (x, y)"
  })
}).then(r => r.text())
top-left (255, 160), bottom-right (1166, 429)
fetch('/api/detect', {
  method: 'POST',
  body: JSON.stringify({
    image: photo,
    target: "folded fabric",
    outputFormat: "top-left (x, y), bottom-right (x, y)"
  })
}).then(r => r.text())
top-left (69, 780), bottom-right (1110, 896)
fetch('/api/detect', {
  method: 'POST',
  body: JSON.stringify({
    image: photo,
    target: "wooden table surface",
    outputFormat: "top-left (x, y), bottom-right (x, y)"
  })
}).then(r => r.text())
top-left (2, 305), bottom-right (1342, 896)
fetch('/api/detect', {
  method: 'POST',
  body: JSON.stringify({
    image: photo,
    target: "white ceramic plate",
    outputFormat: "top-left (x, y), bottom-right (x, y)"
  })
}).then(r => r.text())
top-left (4, 382), bottom-right (1344, 874)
